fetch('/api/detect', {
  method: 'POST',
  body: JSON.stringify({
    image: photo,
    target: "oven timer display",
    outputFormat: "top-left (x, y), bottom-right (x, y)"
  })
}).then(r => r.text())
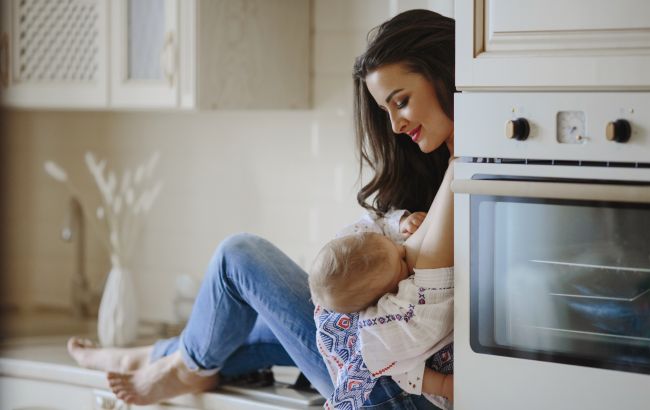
top-left (556, 111), bottom-right (586, 144)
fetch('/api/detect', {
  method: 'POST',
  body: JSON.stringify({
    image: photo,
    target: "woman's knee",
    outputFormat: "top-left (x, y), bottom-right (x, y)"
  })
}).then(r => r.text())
top-left (206, 233), bottom-right (305, 293)
top-left (216, 233), bottom-right (268, 261)
top-left (207, 233), bottom-right (272, 279)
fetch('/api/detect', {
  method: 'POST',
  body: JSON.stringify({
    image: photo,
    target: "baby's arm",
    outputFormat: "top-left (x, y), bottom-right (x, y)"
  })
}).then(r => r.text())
top-left (404, 164), bottom-right (454, 270)
top-left (336, 209), bottom-right (410, 244)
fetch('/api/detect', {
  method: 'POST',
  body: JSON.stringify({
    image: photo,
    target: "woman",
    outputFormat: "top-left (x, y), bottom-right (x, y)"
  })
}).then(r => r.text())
top-left (314, 9), bottom-right (455, 409)
top-left (67, 9), bottom-right (455, 409)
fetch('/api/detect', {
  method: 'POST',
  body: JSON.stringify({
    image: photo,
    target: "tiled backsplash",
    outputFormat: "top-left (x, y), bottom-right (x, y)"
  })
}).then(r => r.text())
top-left (0, 0), bottom-right (453, 323)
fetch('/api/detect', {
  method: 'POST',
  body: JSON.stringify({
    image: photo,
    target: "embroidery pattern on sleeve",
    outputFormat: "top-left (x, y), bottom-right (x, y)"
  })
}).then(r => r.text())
top-left (358, 304), bottom-right (416, 329)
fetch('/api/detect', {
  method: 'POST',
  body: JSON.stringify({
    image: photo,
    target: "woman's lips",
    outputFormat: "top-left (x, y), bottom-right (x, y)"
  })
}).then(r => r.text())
top-left (407, 125), bottom-right (422, 143)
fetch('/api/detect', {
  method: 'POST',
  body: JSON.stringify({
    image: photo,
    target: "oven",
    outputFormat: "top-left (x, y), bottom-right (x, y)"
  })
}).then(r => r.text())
top-left (452, 92), bottom-right (650, 410)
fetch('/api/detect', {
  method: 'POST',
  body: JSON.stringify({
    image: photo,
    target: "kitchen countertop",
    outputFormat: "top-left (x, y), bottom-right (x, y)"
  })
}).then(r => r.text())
top-left (0, 311), bottom-right (325, 409)
top-left (0, 336), bottom-right (325, 409)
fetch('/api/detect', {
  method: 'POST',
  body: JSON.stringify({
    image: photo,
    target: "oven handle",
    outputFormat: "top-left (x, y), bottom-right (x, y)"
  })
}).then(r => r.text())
top-left (451, 179), bottom-right (650, 203)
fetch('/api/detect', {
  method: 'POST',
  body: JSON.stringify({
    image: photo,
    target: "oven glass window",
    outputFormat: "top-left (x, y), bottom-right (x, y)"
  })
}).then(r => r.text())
top-left (471, 195), bottom-right (650, 374)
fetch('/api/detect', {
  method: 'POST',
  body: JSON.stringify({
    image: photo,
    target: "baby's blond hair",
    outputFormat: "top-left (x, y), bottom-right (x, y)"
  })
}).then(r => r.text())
top-left (309, 232), bottom-right (391, 313)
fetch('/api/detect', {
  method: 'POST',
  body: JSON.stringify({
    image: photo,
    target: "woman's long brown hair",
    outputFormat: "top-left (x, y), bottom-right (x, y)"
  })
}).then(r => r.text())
top-left (353, 10), bottom-right (455, 215)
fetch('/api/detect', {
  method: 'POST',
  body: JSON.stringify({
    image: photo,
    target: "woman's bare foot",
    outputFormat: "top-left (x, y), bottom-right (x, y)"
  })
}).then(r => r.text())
top-left (107, 351), bottom-right (219, 405)
top-left (67, 337), bottom-right (153, 372)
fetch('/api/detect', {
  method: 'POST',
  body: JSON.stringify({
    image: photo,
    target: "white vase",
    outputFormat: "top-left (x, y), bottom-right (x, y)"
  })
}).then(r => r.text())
top-left (97, 264), bottom-right (139, 347)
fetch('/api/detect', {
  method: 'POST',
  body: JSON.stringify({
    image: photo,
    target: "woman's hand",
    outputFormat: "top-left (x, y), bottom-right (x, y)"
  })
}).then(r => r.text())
top-left (400, 212), bottom-right (427, 237)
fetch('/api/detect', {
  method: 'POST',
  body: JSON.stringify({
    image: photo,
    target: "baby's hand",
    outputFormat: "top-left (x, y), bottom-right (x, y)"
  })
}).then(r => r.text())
top-left (400, 212), bottom-right (426, 237)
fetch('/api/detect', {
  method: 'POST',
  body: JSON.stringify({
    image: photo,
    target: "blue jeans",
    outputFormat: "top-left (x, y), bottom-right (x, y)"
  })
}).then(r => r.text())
top-left (150, 233), bottom-right (439, 409)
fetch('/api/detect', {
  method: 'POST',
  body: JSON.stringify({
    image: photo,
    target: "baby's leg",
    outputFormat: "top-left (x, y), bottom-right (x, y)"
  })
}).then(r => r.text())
top-left (404, 165), bottom-right (454, 269)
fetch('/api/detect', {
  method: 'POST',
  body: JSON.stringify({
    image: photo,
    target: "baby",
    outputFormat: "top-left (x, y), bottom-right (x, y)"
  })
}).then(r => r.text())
top-left (309, 231), bottom-right (411, 314)
top-left (310, 168), bottom-right (455, 408)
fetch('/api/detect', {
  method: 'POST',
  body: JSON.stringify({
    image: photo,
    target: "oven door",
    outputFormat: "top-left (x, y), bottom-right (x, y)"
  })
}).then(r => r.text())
top-left (453, 162), bottom-right (650, 410)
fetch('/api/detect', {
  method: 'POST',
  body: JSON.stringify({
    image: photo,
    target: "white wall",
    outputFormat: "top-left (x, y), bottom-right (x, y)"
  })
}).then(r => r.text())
top-left (0, 0), bottom-right (453, 323)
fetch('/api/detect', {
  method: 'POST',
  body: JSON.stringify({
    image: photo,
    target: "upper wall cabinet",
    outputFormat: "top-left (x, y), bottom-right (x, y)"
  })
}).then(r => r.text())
top-left (0, 0), bottom-right (309, 109)
top-left (110, 0), bottom-right (178, 108)
top-left (0, 0), bottom-right (109, 107)
top-left (456, 0), bottom-right (650, 90)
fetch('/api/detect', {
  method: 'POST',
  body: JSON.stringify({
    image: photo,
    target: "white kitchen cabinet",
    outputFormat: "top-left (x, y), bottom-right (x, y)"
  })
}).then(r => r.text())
top-left (0, 0), bottom-right (109, 108)
top-left (456, 0), bottom-right (650, 90)
top-left (178, 0), bottom-right (309, 110)
top-left (110, 0), bottom-right (178, 108)
top-left (0, 0), bottom-right (309, 109)
top-left (114, 0), bottom-right (310, 109)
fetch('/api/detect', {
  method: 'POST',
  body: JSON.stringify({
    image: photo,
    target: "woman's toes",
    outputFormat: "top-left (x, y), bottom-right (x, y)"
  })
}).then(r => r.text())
top-left (68, 336), bottom-right (93, 349)
top-left (114, 386), bottom-right (136, 405)
top-left (108, 379), bottom-right (123, 389)
top-left (107, 371), bottom-right (122, 381)
top-left (79, 338), bottom-right (96, 348)
top-left (107, 372), bottom-right (129, 388)
top-left (67, 337), bottom-right (81, 351)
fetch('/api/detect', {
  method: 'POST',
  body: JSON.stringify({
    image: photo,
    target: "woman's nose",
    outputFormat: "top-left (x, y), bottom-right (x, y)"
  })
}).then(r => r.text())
top-left (389, 112), bottom-right (408, 134)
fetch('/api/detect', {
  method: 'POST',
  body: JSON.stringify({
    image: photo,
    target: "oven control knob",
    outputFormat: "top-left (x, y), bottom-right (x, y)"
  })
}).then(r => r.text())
top-left (505, 118), bottom-right (530, 141)
top-left (606, 119), bottom-right (631, 143)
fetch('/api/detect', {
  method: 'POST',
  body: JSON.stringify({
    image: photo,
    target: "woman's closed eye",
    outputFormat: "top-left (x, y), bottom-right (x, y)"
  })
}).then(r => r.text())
top-left (395, 97), bottom-right (409, 109)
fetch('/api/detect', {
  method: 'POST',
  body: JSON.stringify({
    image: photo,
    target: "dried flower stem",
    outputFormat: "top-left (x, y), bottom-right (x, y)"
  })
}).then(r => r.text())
top-left (45, 152), bottom-right (163, 270)
top-left (43, 161), bottom-right (113, 254)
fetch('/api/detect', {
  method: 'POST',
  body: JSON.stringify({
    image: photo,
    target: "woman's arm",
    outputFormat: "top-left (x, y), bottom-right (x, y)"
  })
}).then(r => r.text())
top-left (422, 368), bottom-right (454, 402)
top-left (404, 164), bottom-right (454, 270)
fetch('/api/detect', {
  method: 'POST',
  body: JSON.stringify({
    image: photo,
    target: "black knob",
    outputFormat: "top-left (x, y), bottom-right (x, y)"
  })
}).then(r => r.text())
top-left (505, 118), bottom-right (530, 141)
top-left (606, 119), bottom-right (631, 143)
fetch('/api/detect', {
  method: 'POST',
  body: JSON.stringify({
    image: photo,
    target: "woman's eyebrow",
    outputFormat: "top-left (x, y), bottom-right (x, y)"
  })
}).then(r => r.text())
top-left (385, 88), bottom-right (404, 104)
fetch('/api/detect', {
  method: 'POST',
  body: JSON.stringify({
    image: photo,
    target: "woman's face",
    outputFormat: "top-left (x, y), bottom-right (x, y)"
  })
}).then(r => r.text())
top-left (365, 63), bottom-right (454, 154)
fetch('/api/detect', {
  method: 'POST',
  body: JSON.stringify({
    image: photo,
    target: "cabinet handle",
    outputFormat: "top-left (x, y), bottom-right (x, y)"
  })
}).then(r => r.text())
top-left (160, 31), bottom-right (176, 87)
top-left (0, 32), bottom-right (8, 88)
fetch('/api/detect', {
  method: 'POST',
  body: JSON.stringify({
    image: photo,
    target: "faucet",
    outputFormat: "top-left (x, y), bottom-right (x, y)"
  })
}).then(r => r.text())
top-left (62, 197), bottom-right (91, 318)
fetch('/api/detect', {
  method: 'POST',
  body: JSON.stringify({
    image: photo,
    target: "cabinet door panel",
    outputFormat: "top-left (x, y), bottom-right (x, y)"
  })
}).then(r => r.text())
top-left (111, 0), bottom-right (178, 107)
top-left (127, 0), bottom-right (166, 80)
top-left (489, 0), bottom-right (647, 33)
top-left (456, 0), bottom-right (650, 89)
top-left (0, 0), bottom-right (108, 108)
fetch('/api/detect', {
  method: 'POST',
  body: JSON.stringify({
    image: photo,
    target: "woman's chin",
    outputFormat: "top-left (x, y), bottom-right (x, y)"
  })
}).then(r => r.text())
top-left (417, 142), bottom-right (436, 154)
top-left (417, 137), bottom-right (451, 154)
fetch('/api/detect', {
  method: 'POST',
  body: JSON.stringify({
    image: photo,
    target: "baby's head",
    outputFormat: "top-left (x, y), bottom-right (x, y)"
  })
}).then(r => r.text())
top-left (309, 232), bottom-right (409, 313)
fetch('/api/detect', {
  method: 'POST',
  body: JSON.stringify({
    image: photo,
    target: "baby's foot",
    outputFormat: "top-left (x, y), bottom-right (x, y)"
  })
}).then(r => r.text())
top-left (67, 337), bottom-right (152, 372)
top-left (107, 351), bottom-right (218, 405)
